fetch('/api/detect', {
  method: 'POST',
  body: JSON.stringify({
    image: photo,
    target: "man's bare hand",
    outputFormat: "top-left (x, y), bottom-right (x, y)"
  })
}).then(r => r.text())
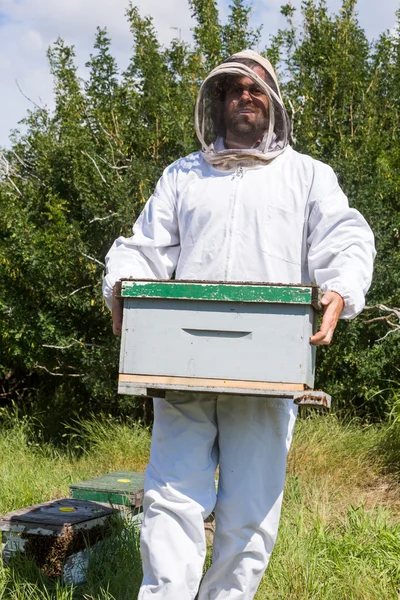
top-left (310, 291), bottom-right (344, 346)
top-left (112, 286), bottom-right (123, 336)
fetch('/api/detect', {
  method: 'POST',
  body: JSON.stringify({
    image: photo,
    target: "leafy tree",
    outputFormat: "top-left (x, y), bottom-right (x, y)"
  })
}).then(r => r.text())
top-left (0, 0), bottom-right (399, 430)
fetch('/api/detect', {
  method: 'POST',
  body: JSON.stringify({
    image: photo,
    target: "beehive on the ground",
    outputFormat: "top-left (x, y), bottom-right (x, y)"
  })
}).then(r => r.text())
top-left (70, 471), bottom-right (145, 511)
top-left (117, 280), bottom-right (330, 408)
top-left (0, 498), bottom-right (116, 584)
top-left (70, 472), bottom-right (217, 542)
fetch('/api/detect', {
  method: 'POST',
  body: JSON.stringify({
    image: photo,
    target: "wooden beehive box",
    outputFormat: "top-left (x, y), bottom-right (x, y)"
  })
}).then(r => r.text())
top-left (70, 471), bottom-right (144, 510)
top-left (117, 280), bottom-right (330, 408)
top-left (0, 498), bottom-right (116, 584)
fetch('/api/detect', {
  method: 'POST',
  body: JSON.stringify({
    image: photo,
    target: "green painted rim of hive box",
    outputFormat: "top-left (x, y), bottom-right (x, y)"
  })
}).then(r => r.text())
top-left (70, 489), bottom-right (136, 506)
top-left (120, 280), bottom-right (320, 306)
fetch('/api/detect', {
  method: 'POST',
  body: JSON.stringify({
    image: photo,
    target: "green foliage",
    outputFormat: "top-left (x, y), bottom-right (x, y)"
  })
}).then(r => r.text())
top-left (0, 0), bottom-right (399, 425)
top-left (0, 0), bottom-right (272, 429)
top-left (271, 1), bottom-right (400, 416)
top-left (221, 0), bottom-right (262, 57)
top-left (189, 0), bottom-right (222, 69)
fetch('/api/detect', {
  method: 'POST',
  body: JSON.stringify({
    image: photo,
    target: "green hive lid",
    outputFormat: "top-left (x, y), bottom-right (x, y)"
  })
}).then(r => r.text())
top-left (70, 471), bottom-right (145, 507)
top-left (120, 280), bottom-right (320, 307)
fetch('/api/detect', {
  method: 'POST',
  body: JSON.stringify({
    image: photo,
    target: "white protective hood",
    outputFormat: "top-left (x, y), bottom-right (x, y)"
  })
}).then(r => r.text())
top-left (195, 49), bottom-right (291, 170)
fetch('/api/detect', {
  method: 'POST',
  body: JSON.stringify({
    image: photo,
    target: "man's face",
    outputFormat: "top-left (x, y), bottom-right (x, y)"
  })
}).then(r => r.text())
top-left (223, 65), bottom-right (269, 149)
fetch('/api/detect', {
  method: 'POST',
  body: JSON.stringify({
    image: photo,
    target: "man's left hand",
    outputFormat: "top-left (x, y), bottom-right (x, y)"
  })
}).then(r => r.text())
top-left (310, 291), bottom-right (344, 346)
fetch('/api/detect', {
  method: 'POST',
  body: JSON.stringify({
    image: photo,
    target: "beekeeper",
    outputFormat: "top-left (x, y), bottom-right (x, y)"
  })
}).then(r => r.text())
top-left (103, 50), bottom-right (375, 600)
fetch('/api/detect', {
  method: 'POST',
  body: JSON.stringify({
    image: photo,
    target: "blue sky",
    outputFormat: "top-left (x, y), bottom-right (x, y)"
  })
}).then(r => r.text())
top-left (0, 0), bottom-right (399, 147)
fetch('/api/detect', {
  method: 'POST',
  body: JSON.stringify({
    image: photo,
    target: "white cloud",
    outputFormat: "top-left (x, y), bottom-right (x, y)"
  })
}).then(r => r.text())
top-left (0, 0), bottom-right (195, 146)
top-left (23, 29), bottom-right (45, 52)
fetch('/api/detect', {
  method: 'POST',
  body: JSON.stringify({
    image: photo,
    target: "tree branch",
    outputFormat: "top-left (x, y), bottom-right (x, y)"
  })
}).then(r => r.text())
top-left (0, 152), bottom-right (23, 195)
top-left (15, 79), bottom-right (46, 112)
top-left (81, 151), bottom-right (109, 185)
top-left (364, 304), bottom-right (400, 342)
top-left (89, 212), bottom-right (119, 224)
top-left (364, 315), bottom-right (393, 325)
top-left (34, 365), bottom-right (85, 377)
top-left (365, 304), bottom-right (400, 318)
top-left (42, 343), bottom-right (77, 350)
top-left (6, 176), bottom-right (23, 196)
top-left (61, 284), bottom-right (92, 299)
top-left (287, 98), bottom-right (297, 144)
top-left (80, 252), bottom-right (105, 268)
top-left (376, 329), bottom-right (399, 343)
top-left (97, 157), bottom-right (130, 171)
top-left (41, 338), bottom-right (102, 350)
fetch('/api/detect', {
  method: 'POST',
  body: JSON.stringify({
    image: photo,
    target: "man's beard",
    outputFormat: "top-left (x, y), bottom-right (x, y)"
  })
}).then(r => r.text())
top-left (228, 110), bottom-right (268, 142)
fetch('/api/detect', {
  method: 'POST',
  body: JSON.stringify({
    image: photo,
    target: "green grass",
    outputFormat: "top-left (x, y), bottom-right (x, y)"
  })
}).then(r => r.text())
top-left (0, 414), bottom-right (151, 515)
top-left (0, 413), bottom-right (399, 599)
top-left (257, 503), bottom-right (400, 599)
top-left (254, 414), bottom-right (400, 599)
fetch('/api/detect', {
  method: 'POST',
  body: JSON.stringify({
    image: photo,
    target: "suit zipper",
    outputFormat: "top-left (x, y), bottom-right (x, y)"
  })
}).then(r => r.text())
top-left (224, 167), bottom-right (244, 279)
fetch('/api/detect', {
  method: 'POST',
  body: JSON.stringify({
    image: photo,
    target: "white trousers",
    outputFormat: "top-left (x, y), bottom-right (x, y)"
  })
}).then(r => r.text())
top-left (138, 393), bottom-right (297, 600)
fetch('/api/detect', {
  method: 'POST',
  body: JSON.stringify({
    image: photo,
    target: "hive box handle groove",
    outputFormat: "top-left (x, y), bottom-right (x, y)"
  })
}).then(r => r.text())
top-left (182, 328), bottom-right (252, 339)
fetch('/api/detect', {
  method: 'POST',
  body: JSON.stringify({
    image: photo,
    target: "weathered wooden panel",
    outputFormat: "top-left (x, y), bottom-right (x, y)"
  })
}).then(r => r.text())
top-left (118, 374), bottom-right (305, 391)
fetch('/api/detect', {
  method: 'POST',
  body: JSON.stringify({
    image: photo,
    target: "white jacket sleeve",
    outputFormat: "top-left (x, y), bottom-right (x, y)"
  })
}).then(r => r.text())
top-left (102, 166), bottom-right (180, 309)
top-left (307, 163), bottom-right (376, 319)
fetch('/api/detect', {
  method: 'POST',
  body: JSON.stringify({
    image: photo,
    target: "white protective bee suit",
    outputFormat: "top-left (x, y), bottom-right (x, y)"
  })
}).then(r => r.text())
top-left (103, 50), bottom-right (375, 600)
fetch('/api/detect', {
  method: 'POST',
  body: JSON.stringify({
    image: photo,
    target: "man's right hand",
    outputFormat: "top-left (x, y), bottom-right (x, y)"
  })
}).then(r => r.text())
top-left (112, 285), bottom-right (123, 336)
